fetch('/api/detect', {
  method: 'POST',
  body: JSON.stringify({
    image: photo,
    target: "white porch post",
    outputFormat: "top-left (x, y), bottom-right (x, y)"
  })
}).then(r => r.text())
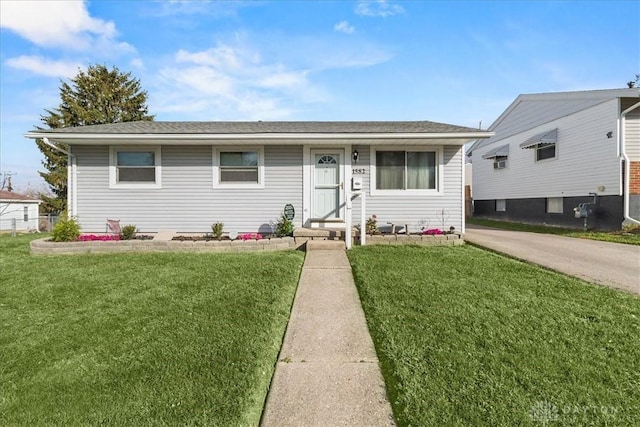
top-left (345, 144), bottom-right (352, 249)
top-left (360, 192), bottom-right (366, 246)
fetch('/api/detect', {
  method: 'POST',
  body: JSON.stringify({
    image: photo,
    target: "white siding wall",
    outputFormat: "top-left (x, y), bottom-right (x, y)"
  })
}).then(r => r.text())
top-left (351, 144), bottom-right (464, 233)
top-left (74, 145), bottom-right (303, 233)
top-left (473, 99), bottom-right (620, 200)
top-left (625, 110), bottom-right (640, 161)
top-left (0, 202), bottom-right (40, 231)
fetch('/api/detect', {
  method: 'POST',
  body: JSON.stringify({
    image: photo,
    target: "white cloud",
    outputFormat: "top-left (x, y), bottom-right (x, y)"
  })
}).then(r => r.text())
top-left (355, 0), bottom-right (405, 17)
top-left (151, 33), bottom-right (394, 120)
top-left (334, 21), bottom-right (355, 34)
top-left (153, 43), bottom-right (323, 120)
top-left (130, 58), bottom-right (145, 70)
top-left (153, 0), bottom-right (239, 17)
top-left (5, 56), bottom-right (81, 78)
top-left (0, 0), bottom-right (133, 54)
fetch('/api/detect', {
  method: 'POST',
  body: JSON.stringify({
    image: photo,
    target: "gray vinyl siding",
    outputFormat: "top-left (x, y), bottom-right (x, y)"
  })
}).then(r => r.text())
top-left (74, 145), bottom-right (302, 233)
top-left (626, 110), bottom-right (640, 161)
top-left (352, 144), bottom-right (464, 233)
top-left (473, 99), bottom-right (620, 200)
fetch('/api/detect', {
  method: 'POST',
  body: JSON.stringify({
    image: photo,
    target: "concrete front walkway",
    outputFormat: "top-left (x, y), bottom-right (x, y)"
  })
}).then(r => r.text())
top-left (261, 240), bottom-right (395, 426)
top-left (464, 225), bottom-right (640, 294)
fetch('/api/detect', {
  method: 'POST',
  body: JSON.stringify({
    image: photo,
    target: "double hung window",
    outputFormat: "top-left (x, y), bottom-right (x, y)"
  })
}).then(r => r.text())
top-left (110, 147), bottom-right (161, 188)
top-left (214, 147), bottom-right (264, 188)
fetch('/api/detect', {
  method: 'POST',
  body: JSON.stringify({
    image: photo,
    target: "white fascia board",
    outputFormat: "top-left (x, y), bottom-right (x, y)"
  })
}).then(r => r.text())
top-left (25, 132), bottom-right (493, 146)
top-left (0, 199), bottom-right (42, 203)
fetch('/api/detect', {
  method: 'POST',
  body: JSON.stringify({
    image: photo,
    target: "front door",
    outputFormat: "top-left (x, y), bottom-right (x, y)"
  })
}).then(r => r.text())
top-left (312, 151), bottom-right (343, 220)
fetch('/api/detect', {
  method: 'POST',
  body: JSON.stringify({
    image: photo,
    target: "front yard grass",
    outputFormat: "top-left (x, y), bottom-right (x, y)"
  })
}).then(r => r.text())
top-left (468, 217), bottom-right (640, 245)
top-left (348, 245), bottom-right (640, 426)
top-left (1, 234), bottom-right (304, 426)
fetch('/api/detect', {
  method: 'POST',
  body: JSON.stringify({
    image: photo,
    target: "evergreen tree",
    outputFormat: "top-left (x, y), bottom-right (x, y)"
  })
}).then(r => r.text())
top-left (36, 64), bottom-right (154, 212)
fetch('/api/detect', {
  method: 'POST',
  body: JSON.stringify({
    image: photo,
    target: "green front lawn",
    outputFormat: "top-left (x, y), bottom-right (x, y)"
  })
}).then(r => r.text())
top-left (1, 234), bottom-right (304, 426)
top-left (468, 217), bottom-right (640, 245)
top-left (349, 245), bottom-right (640, 426)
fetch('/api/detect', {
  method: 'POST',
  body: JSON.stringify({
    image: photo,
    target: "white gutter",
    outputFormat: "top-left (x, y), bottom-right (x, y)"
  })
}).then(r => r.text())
top-left (620, 101), bottom-right (640, 226)
top-left (26, 131), bottom-right (494, 141)
top-left (43, 137), bottom-right (77, 217)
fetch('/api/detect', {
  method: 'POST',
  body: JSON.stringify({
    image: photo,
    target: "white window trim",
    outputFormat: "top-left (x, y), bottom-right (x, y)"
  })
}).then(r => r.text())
top-left (369, 146), bottom-right (443, 196)
top-left (213, 146), bottom-right (265, 189)
top-left (109, 146), bottom-right (162, 189)
top-left (496, 199), bottom-right (506, 212)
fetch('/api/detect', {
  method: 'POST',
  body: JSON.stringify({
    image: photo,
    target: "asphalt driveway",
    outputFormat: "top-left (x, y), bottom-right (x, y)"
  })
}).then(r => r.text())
top-left (464, 225), bottom-right (640, 295)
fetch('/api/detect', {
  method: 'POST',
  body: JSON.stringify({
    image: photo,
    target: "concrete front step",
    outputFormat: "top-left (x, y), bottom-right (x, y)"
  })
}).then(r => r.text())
top-left (305, 239), bottom-right (346, 251)
top-left (294, 228), bottom-right (350, 239)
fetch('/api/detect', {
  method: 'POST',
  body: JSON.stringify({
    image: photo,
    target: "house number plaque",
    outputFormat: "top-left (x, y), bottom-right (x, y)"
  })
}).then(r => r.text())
top-left (284, 204), bottom-right (295, 221)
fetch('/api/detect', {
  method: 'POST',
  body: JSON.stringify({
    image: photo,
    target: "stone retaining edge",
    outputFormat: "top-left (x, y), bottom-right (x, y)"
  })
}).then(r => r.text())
top-left (30, 234), bottom-right (463, 255)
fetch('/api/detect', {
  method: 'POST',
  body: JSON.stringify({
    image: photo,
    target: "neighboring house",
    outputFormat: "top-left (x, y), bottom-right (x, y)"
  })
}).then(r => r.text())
top-left (468, 88), bottom-right (640, 230)
top-left (25, 121), bottom-right (491, 235)
top-left (0, 190), bottom-right (41, 232)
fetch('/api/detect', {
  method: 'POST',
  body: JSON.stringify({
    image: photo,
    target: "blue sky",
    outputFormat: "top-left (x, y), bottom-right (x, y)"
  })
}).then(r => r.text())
top-left (1, 0), bottom-right (638, 191)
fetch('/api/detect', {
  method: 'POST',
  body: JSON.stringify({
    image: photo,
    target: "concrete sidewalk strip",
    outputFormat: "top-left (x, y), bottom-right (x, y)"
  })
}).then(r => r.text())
top-left (262, 362), bottom-right (393, 426)
top-left (280, 269), bottom-right (378, 362)
top-left (261, 248), bottom-right (396, 426)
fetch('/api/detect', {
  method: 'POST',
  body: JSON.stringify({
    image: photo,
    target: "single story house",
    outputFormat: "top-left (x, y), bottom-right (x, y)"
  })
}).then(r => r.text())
top-left (0, 190), bottom-right (41, 232)
top-left (467, 88), bottom-right (640, 230)
top-left (25, 121), bottom-right (492, 236)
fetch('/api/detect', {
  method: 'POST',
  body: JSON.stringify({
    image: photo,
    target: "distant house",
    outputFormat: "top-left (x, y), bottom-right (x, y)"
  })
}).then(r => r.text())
top-left (0, 190), bottom-right (41, 232)
top-left (25, 121), bottom-right (492, 235)
top-left (468, 88), bottom-right (640, 230)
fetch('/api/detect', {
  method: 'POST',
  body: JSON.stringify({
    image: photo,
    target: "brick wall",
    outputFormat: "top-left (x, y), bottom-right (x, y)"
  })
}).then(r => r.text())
top-left (631, 162), bottom-right (640, 195)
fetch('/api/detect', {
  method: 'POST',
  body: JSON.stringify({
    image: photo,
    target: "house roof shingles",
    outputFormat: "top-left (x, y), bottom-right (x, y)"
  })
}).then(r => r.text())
top-left (0, 190), bottom-right (41, 202)
top-left (30, 120), bottom-right (482, 135)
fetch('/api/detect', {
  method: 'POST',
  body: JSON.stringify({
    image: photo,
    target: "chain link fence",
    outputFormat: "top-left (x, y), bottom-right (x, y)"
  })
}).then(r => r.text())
top-left (39, 214), bottom-right (59, 232)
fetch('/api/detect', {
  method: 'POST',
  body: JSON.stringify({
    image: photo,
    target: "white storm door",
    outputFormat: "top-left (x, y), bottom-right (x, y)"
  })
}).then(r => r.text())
top-left (312, 151), bottom-right (343, 220)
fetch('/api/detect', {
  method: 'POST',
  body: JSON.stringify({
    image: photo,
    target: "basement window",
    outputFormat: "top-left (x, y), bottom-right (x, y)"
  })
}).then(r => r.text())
top-left (547, 197), bottom-right (563, 214)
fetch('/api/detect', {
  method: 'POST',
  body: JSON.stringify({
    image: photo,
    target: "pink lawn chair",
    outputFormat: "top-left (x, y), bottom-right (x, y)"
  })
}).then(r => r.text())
top-left (106, 219), bottom-right (121, 235)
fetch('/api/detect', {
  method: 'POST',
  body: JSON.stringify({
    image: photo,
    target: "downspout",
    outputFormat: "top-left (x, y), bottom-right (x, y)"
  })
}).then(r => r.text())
top-left (461, 151), bottom-right (466, 234)
top-left (42, 138), bottom-right (76, 217)
top-left (620, 101), bottom-right (640, 226)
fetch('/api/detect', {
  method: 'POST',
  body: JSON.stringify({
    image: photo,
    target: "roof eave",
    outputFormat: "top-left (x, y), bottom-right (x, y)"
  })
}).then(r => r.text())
top-left (0, 198), bottom-right (42, 203)
top-left (25, 131), bottom-right (494, 146)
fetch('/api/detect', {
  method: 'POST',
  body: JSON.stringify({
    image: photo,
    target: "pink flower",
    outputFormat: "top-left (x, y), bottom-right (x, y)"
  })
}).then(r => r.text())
top-left (239, 233), bottom-right (263, 240)
top-left (422, 228), bottom-right (443, 235)
top-left (78, 234), bottom-right (121, 241)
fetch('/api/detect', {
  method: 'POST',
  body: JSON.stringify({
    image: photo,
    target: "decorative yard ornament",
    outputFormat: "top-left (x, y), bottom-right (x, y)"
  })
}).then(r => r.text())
top-left (283, 204), bottom-right (295, 221)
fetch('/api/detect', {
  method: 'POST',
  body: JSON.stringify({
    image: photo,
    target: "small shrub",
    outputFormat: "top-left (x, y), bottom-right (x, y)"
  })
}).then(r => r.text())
top-left (52, 215), bottom-right (81, 242)
top-left (211, 222), bottom-right (224, 239)
top-left (120, 225), bottom-right (137, 240)
top-left (366, 214), bottom-right (379, 235)
top-left (275, 214), bottom-right (294, 237)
